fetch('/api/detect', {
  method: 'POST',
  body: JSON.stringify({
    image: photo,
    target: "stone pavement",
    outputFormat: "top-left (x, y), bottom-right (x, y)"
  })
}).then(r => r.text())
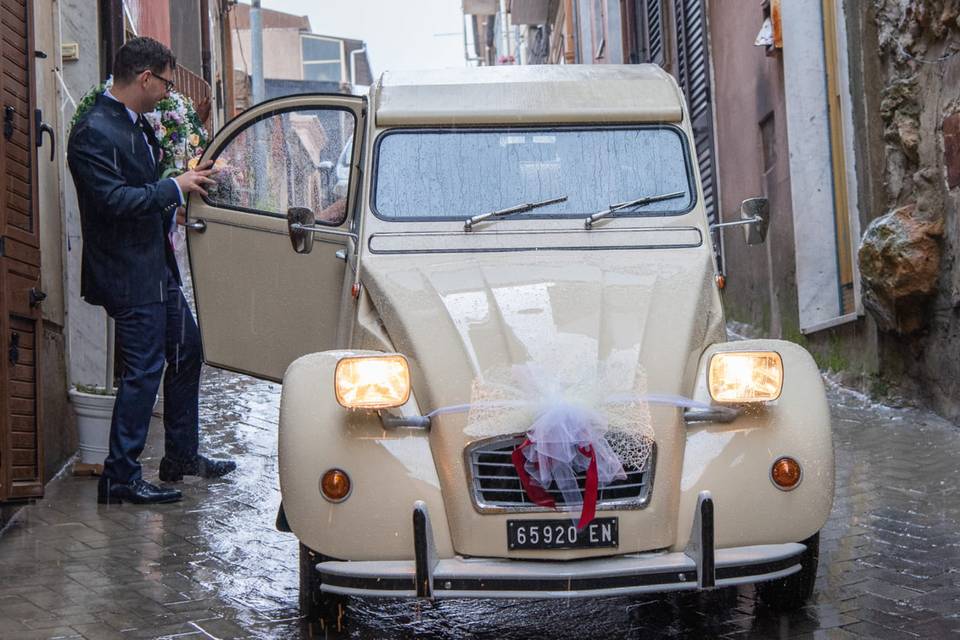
top-left (0, 369), bottom-right (958, 639)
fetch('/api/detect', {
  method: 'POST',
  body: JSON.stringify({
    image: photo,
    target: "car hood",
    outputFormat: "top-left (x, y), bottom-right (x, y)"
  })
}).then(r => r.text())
top-left (361, 247), bottom-right (725, 557)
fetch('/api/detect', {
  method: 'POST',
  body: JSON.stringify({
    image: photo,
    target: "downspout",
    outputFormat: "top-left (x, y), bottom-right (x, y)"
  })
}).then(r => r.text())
top-left (221, 0), bottom-right (236, 119)
top-left (564, 0), bottom-right (576, 64)
top-left (98, 0), bottom-right (124, 78)
top-left (200, 0), bottom-right (212, 85)
top-left (250, 0), bottom-right (264, 105)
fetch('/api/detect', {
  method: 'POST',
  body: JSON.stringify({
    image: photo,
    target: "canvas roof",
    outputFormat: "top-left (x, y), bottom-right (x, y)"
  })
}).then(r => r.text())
top-left (373, 65), bottom-right (685, 126)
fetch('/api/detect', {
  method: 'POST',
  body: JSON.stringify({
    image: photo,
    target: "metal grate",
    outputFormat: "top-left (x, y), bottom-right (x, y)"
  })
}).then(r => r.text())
top-left (466, 435), bottom-right (655, 513)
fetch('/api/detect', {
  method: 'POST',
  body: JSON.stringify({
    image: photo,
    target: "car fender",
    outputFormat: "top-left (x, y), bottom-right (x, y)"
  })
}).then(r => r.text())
top-left (279, 350), bottom-right (453, 560)
top-left (674, 339), bottom-right (835, 549)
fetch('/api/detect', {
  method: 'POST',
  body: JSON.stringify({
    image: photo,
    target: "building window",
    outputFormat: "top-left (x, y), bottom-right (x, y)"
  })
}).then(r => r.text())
top-left (301, 35), bottom-right (344, 82)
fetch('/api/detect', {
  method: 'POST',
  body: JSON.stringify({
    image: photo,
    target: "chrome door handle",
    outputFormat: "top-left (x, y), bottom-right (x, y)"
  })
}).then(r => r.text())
top-left (335, 249), bottom-right (347, 261)
top-left (185, 219), bottom-right (207, 233)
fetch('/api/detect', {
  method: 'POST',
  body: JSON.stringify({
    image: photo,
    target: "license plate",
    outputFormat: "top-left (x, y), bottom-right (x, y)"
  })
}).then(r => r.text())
top-left (507, 518), bottom-right (619, 550)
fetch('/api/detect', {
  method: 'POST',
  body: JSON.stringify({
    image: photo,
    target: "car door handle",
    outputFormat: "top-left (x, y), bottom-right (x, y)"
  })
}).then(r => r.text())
top-left (185, 219), bottom-right (207, 233)
top-left (335, 249), bottom-right (347, 261)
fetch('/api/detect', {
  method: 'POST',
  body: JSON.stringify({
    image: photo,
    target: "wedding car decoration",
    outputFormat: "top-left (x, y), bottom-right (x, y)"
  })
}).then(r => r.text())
top-left (429, 364), bottom-right (710, 529)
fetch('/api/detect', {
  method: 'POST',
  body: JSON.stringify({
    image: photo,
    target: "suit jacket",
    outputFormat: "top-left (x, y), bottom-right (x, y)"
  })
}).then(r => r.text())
top-left (67, 94), bottom-right (182, 309)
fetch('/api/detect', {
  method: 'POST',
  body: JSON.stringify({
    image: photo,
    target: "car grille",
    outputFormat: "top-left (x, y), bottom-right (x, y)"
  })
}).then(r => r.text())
top-left (466, 435), bottom-right (655, 513)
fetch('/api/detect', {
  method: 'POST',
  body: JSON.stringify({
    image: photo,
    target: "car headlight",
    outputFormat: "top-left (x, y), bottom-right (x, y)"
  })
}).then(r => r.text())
top-left (708, 351), bottom-right (783, 403)
top-left (335, 354), bottom-right (411, 409)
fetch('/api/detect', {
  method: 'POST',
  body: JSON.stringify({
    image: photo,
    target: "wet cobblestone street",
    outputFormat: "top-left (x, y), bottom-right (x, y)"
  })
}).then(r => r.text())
top-left (1, 368), bottom-right (958, 639)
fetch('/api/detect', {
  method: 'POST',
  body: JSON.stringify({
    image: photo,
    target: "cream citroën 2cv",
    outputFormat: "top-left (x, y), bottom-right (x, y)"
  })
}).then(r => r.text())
top-left (185, 65), bottom-right (834, 622)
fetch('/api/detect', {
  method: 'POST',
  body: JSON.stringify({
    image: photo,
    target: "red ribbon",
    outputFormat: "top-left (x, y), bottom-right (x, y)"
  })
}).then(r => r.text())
top-left (511, 439), bottom-right (600, 530)
top-left (577, 445), bottom-right (598, 530)
top-left (511, 438), bottom-right (555, 508)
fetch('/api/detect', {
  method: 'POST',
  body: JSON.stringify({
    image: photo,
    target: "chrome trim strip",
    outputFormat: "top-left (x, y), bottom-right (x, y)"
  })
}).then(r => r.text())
top-left (317, 542), bottom-right (806, 599)
top-left (683, 406), bottom-right (740, 424)
top-left (202, 217), bottom-right (348, 245)
top-left (368, 226), bottom-right (703, 255)
top-left (463, 434), bottom-right (657, 514)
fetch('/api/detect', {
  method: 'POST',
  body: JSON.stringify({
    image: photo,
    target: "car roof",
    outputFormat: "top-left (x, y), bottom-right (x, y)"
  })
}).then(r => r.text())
top-left (372, 64), bottom-right (685, 127)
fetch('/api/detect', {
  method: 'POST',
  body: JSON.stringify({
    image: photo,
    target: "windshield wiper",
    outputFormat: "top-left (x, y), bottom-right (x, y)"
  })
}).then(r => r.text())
top-left (464, 196), bottom-right (568, 231)
top-left (584, 191), bottom-right (686, 229)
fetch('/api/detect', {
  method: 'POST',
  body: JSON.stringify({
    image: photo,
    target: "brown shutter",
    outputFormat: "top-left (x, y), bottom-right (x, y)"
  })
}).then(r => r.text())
top-left (1, 0), bottom-right (43, 501)
top-left (644, 0), bottom-right (665, 65)
top-left (674, 0), bottom-right (720, 264)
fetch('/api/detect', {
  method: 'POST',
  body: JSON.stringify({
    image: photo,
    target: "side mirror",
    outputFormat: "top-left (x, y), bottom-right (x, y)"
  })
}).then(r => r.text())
top-left (741, 197), bottom-right (770, 245)
top-left (287, 206), bottom-right (315, 254)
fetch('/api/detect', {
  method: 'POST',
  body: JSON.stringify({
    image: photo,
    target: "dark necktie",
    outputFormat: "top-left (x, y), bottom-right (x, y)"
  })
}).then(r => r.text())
top-left (136, 115), bottom-right (157, 168)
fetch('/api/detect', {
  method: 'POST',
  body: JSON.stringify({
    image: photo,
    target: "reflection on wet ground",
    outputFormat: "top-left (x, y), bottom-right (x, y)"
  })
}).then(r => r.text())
top-left (0, 369), bottom-right (958, 639)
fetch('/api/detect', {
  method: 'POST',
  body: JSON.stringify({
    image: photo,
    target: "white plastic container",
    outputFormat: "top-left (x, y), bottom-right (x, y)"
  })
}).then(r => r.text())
top-left (68, 388), bottom-right (115, 465)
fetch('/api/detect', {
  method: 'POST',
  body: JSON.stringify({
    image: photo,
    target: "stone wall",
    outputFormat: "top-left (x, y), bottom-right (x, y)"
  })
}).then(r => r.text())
top-left (861, 0), bottom-right (960, 416)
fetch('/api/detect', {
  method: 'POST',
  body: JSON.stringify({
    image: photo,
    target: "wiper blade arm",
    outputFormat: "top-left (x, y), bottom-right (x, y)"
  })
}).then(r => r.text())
top-left (464, 195), bottom-right (568, 231)
top-left (584, 191), bottom-right (685, 229)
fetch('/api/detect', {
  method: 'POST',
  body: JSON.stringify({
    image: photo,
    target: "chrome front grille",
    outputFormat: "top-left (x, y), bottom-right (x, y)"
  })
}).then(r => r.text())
top-left (466, 435), bottom-right (655, 513)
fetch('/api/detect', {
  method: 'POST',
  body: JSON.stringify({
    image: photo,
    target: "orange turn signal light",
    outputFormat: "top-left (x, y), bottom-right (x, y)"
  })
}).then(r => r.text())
top-left (321, 468), bottom-right (351, 502)
top-left (770, 457), bottom-right (802, 491)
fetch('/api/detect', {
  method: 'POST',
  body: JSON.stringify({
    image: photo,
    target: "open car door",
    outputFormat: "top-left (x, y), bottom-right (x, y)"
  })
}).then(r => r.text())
top-left (187, 95), bottom-right (365, 381)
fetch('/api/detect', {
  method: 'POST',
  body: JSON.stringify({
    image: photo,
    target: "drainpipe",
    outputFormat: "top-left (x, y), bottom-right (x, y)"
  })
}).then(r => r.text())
top-left (350, 47), bottom-right (366, 86)
top-left (499, 0), bottom-right (511, 62)
top-left (250, 0), bottom-right (264, 105)
top-left (564, 0), bottom-right (576, 63)
top-left (221, 0), bottom-right (236, 119)
top-left (200, 0), bottom-right (212, 85)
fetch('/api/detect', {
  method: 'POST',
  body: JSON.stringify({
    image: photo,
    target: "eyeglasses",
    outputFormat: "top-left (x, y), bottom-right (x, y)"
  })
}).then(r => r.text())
top-left (148, 70), bottom-right (176, 93)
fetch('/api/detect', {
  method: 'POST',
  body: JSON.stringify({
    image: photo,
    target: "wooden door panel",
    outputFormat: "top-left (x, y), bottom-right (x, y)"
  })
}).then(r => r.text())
top-left (1, 267), bottom-right (42, 500)
top-left (0, 0), bottom-right (41, 502)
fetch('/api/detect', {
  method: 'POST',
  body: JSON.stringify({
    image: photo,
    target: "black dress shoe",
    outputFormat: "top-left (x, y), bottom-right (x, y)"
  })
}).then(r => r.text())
top-left (159, 455), bottom-right (237, 482)
top-left (97, 478), bottom-right (182, 505)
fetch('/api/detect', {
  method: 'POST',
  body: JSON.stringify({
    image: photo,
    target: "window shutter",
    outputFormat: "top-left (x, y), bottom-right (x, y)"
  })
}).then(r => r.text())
top-left (674, 0), bottom-right (720, 263)
top-left (645, 0), bottom-right (664, 66)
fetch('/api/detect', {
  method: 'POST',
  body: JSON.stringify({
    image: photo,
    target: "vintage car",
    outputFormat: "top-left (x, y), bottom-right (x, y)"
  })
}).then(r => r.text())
top-left (186, 65), bottom-right (834, 622)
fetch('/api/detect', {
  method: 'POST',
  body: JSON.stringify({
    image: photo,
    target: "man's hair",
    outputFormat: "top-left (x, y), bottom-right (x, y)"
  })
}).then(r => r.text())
top-left (112, 37), bottom-right (176, 85)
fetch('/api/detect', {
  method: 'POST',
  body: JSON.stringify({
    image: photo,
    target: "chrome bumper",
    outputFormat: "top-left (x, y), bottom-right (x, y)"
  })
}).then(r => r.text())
top-left (316, 492), bottom-right (807, 599)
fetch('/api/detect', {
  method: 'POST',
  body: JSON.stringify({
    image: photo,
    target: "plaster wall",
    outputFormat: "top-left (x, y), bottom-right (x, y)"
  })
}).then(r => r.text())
top-left (125, 0), bottom-right (171, 44)
top-left (233, 28), bottom-right (305, 80)
top-left (605, 0), bottom-right (623, 63)
top-left (169, 0), bottom-right (202, 76)
top-left (60, 0), bottom-right (110, 388)
top-left (707, 1), bottom-right (797, 339)
top-left (35, 0), bottom-right (75, 479)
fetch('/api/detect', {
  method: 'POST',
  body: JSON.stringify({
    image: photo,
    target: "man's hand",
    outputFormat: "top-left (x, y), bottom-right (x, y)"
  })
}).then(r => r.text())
top-left (176, 206), bottom-right (186, 226)
top-left (196, 96), bottom-right (212, 125)
top-left (174, 159), bottom-right (217, 197)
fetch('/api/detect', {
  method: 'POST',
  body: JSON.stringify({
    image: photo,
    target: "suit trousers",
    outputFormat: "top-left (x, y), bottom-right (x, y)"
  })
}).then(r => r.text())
top-left (102, 267), bottom-right (202, 483)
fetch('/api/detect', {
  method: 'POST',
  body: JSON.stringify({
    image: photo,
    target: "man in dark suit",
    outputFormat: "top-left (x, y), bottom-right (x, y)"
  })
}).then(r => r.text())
top-left (67, 37), bottom-right (236, 505)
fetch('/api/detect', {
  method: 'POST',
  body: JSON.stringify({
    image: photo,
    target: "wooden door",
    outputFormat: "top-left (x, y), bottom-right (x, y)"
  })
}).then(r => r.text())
top-left (0, 0), bottom-right (43, 501)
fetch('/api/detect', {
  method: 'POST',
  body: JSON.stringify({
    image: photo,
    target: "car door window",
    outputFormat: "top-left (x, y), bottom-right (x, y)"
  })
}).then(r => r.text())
top-left (208, 108), bottom-right (355, 225)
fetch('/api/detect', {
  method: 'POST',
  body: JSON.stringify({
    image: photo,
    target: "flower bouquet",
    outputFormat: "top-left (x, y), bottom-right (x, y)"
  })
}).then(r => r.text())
top-left (69, 77), bottom-right (209, 178)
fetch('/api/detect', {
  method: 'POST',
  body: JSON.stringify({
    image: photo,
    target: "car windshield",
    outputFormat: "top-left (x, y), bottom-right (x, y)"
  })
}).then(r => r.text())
top-left (373, 126), bottom-right (694, 220)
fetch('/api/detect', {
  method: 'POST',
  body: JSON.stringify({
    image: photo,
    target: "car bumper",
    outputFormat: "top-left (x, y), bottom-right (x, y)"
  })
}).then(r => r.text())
top-left (315, 492), bottom-right (808, 599)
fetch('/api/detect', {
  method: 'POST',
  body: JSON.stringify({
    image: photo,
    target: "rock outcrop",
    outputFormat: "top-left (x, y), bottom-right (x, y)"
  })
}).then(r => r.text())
top-left (859, 203), bottom-right (943, 333)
